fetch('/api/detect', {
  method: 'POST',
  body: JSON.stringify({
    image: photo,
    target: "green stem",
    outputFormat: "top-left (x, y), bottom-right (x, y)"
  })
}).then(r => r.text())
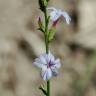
top-left (44, 8), bottom-right (50, 96)
top-left (47, 80), bottom-right (50, 96)
top-left (45, 37), bottom-right (50, 96)
top-left (44, 8), bottom-right (49, 54)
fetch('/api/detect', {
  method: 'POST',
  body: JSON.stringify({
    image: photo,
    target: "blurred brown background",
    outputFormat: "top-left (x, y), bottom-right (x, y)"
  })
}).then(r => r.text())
top-left (0, 0), bottom-right (96, 96)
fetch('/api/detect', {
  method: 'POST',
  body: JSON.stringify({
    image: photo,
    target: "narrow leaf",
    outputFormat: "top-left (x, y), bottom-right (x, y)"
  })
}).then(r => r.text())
top-left (38, 28), bottom-right (45, 33)
top-left (48, 27), bottom-right (56, 42)
top-left (39, 86), bottom-right (47, 95)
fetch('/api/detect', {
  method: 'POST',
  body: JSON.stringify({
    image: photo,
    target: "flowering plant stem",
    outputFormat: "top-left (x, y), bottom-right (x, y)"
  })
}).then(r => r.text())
top-left (47, 80), bottom-right (50, 96)
top-left (44, 9), bottom-right (50, 96)
top-left (36, 0), bottom-right (69, 95)
top-left (34, 1), bottom-right (71, 96)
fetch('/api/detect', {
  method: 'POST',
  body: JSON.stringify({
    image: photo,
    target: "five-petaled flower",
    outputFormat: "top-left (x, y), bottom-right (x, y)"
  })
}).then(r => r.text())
top-left (33, 52), bottom-right (61, 80)
top-left (47, 7), bottom-right (71, 24)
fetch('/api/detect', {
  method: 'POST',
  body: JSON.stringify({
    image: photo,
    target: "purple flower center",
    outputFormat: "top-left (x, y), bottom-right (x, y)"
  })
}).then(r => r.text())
top-left (47, 60), bottom-right (55, 68)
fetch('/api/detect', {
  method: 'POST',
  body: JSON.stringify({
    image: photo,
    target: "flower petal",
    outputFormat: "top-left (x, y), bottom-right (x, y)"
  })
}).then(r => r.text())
top-left (47, 52), bottom-right (55, 63)
top-left (55, 59), bottom-right (61, 68)
top-left (33, 62), bottom-right (40, 68)
top-left (51, 59), bottom-right (61, 69)
top-left (62, 12), bottom-right (71, 24)
top-left (47, 7), bottom-right (61, 22)
top-left (41, 67), bottom-right (52, 80)
top-left (39, 53), bottom-right (47, 64)
top-left (50, 11), bottom-right (61, 21)
top-left (33, 53), bottom-right (47, 68)
top-left (52, 69), bottom-right (58, 76)
top-left (33, 58), bottom-right (44, 68)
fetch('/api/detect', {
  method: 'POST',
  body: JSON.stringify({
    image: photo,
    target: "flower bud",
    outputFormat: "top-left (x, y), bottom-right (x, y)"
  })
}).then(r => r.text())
top-left (38, 17), bottom-right (42, 27)
top-left (39, 0), bottom-right (48, 12)
top-left (38, 17), bottom-right (44, 33)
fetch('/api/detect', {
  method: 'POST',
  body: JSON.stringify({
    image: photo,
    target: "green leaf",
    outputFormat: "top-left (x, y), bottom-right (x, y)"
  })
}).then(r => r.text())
top-left (38, 28), bottom-right (45, 33)
top-left (39, 86), bottom-right (47, 96)
top-left (48, 27), bottom-right (56, 42)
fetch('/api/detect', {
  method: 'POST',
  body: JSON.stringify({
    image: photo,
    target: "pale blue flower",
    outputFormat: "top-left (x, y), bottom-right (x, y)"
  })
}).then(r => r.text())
top-left (33, 52), bottom-right (61, 80)
top-left (47, 7), bottom-right (71, 24)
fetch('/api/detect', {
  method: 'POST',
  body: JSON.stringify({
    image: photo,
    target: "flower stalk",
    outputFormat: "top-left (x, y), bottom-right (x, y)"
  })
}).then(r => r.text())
top-left (33, 0), bottom-right (71, 96)
top-left (39, 0), bottom-right (51, 96)
top-left (44, 4), bottom-right (50, 96)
